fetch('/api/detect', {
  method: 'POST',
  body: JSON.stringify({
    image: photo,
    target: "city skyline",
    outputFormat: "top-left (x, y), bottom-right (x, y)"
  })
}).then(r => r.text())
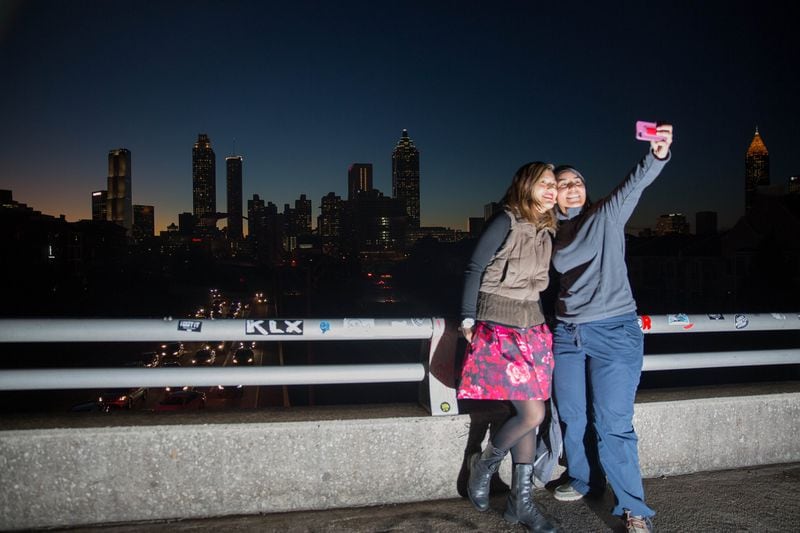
top-left (1, 1), bottom-right (798, 233)
top-left (7, 124), bottom-right (790, 238)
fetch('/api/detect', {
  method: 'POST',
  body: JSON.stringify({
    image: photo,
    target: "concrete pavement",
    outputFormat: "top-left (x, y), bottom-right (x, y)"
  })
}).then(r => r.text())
top-left (57, 462), bottom-right (800, 532)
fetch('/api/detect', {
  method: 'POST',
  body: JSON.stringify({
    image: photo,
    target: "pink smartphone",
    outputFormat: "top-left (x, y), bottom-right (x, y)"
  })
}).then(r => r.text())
top-left (635, 120), bottom-right (666, 142)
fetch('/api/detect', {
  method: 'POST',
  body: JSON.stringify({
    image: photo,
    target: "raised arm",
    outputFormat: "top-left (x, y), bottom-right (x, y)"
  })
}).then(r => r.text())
top-left (602, 124), bottom-right (673, 224)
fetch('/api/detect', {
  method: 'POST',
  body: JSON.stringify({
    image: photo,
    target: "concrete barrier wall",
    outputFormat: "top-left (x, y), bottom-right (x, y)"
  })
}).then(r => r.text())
top-left (1, 391), bottom-right (799, 530)
top-left (636, 392), bottom-right (800, 476)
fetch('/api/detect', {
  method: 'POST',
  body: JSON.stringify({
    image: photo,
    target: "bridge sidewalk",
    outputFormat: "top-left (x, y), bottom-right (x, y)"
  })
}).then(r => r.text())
top-left (60, 462), bottom-right (799, 532)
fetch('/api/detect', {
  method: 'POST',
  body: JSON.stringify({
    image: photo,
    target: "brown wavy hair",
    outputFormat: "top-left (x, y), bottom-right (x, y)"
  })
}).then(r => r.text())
top-left (503, 161), bottom-right (557, 231)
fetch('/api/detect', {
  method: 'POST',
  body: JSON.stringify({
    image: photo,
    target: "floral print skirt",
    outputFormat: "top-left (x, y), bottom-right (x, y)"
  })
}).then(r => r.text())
top-left (457, 321), bottom-right (554, 401)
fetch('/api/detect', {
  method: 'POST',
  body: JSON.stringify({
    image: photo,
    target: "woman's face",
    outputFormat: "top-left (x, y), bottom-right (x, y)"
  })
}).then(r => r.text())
top-left (556, 170), bottom-right (586, 213)
top-left (533, 170), bottom-right (557, 213)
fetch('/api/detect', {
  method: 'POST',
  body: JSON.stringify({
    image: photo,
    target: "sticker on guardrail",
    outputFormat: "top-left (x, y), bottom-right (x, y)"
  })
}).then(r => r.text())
top-left (734, 314), bottom-right (749, 329)
top-left (343, 318), bottom-right (375, 330)
top-left (320, 320), bottom-right (331, 333)
top-left (707, 313), bottom-right (725, 320)
top-left (638, 315), bottom-right (652, 331)
top-left (771, 313), bottom-right (786, 320)
top-left (440, 402), bottom-right (451, 413)
top-left (246, 319), bottom-right (304, 336)
top-left (668, 313), bottom-right (694, 329)
top-left (178, 320), bottom-right (202, 332)
top-left (411, 318), bottom-right (427, 327)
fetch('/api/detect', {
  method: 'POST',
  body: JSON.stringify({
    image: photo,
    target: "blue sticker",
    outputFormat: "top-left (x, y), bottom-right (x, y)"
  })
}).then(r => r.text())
top-left (320, 320), bottom-right (330, 334)
top-left (668, 313), bottom-right (690, 325)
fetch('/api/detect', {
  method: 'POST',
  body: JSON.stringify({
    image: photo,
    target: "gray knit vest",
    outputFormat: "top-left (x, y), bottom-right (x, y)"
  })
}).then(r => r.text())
top-left (476, 211), bottom-right (552, 328)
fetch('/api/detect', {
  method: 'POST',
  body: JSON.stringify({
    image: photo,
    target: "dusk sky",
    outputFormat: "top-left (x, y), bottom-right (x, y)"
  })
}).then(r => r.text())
top-left (1, 1), bottom-right (797, 233)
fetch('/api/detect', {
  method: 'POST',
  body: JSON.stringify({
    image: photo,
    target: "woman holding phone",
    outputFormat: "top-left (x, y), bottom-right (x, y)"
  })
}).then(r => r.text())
top-left (457, 161), bottom-right (559, 533)
top-left (550, 124), bottom-right (673, 533)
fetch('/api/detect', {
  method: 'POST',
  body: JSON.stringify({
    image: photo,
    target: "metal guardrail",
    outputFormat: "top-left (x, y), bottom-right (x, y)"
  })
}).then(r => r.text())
top-left (0, 314), bottom-right (798, 416)
top-left (0, 317), bottom-right (436, 342)
top-left (0, 365), bottom-right (426, 390)
top-left (642, 349), bottom-right (799, 371)
top-left (637, 312), bottom-right (800, 371)
top-left (0, 317), bottom-right (455, 414)
top-left (634, 311), bottom-right (800, 334)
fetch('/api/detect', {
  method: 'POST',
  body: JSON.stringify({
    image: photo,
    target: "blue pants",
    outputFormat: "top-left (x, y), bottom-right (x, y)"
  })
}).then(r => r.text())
top-left (553, 312), bottom-right (653, 518)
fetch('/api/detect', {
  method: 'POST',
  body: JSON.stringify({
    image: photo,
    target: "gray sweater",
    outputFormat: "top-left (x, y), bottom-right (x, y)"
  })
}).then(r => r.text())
top-left (552, 151), bottom-right (670, 323)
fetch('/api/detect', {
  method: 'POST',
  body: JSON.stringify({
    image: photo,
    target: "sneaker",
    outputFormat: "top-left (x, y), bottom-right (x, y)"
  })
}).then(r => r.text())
top-left (554, 482), bottom-right (584, 501)
top-left (624, 511), bottom-right (653, 533)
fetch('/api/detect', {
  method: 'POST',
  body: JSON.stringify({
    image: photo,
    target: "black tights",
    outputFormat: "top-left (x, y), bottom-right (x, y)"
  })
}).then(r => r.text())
top-left (492, 399), bottom-right (546, 464)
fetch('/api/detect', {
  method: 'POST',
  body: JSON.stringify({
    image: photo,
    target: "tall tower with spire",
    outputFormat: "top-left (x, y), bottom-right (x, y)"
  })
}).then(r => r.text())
top-left (745, 127), bottom-right (769, 215)
top-left (392, 129), bottom-right (420, 227)
top-left (193, 133), bottom-right (216, 226)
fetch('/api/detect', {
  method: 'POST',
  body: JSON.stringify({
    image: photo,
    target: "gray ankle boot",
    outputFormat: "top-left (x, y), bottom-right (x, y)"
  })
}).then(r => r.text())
top-left (504, 463), bottom-right (557, 532)
top-left (467, 442), bottom-right (506, 512)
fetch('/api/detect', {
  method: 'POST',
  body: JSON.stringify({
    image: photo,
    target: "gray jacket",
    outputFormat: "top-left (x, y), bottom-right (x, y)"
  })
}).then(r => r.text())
top-left (552, 151), bottom-right (670, 323)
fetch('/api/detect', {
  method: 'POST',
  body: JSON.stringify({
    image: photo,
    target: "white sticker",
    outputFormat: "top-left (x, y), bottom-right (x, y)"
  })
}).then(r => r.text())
top-left (246, 319), bottom-right (304, 336)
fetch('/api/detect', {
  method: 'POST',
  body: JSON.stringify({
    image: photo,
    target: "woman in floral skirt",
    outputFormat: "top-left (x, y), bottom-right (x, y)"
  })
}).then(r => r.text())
top-left (458, 161), bottom-right (558, 533)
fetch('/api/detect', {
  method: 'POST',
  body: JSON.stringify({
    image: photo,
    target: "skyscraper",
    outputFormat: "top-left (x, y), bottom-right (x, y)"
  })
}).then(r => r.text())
top-left (282, 203), bottom-right (297, 252)
top-left (392, 129), bottom-right (420, 227)
top-left (247, 194), bottom-right (266, 240)
top-left (319, 192), bottom-right (343, 240)
top-left (468, 217), bottom-right (485, 238)
top-left (347, 163), bottom-right (373, 200)
top-left (294, 194), bottom-right (312, 235)
top-left (484, 202), bottom-right (502, 220)
top-left (655, 213), bottom-right (690, 236)
top-left (193, 134), bottom-right (216, 225)
top-left (340, 189), bottom-right (407, 258)
top-left (178, 212), bottom-right (197, 236)
top-left (91, 190), bottom-right (107, 221)
top-left (226, 155), bottom-right (243, 240)
top-left (107, 149), bottom-right (132, 234)
top-left (745, 127), bottom-right (769, 214)
top-left (132, 204), bottom-right (154, 243)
